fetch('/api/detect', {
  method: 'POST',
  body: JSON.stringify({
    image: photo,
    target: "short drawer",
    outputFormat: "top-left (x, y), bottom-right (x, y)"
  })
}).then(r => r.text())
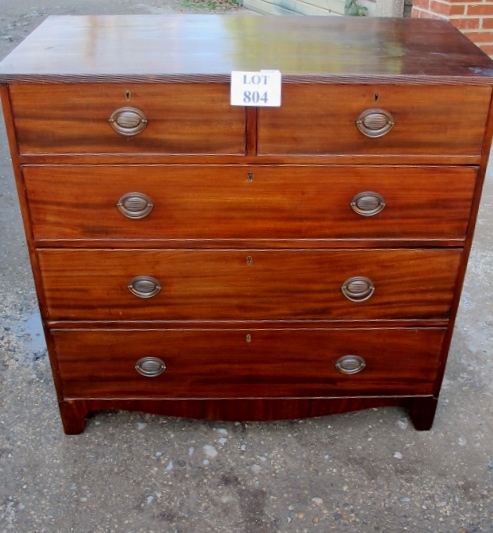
top-left (24, 165), bottom-right (477, 243)
top-left (38, 249), bottom-right (461, 321)
top-left (258, 85), bottom-right (491, 157)
top-left (9, 83), bottom-right (245, 155)
top-left (52, 327), bottom-right (446, 399)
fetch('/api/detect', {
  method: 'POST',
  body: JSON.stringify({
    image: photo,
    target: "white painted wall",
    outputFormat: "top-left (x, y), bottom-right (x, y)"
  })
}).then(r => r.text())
top-left (241, 0), bottom-right (404, 17)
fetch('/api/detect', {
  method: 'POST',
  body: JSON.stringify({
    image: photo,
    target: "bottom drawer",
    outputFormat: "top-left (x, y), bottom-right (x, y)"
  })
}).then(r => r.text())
top-left (52, 327), bottom-right (446, 399)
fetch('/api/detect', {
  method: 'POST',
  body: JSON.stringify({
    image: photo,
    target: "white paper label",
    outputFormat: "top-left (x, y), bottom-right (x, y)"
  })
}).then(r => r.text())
top-left (230, 70), bottom-right (282, 107)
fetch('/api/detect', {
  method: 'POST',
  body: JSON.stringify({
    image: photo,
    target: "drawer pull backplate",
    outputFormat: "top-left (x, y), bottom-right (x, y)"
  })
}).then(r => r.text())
top-left (135, 357), bottom-right (166, 377)
top-left (117, 192), bottom-right (154, 219)
top-left (341, 276), bottom-right (375, 302)
top-left (356, 108), bottom-right (394, 138)
top-left (335, 355), bottom-right (366, 375)
top-left (350, 191), bottom-right (386, 217)
top-left (109, 106), bottom-right (148, 136)
top-left (128, 276), bottom-right (161, 298)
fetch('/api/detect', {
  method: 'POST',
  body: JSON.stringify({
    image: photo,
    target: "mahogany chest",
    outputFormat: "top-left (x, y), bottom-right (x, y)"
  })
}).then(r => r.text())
top-left (1, 15), bottom-right (492, 434)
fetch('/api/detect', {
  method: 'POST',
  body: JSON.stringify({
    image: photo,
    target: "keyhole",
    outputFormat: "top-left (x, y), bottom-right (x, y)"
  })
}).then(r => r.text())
top-left (247, 172), bottom-right (253, 183)
top-left (246, 256), bottom-right (253, 265)
top-left (374, 92), bottom-right (379, 102)
top-left (246, 334), bottom-right (252, 343)
top-left (125, 90), bottom-right (131, 102)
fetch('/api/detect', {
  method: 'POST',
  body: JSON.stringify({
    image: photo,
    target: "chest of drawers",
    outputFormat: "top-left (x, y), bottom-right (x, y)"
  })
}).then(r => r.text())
top-left (1, 15), bottom-right (493, 434)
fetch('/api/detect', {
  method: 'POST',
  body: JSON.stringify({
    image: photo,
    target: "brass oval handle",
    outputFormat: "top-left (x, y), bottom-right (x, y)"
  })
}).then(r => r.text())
top-left (356, 108), bottom-right (394, 138)
top-left (135, 357), bottom-right (166, 377)
top-left (128, 276), bottom-right (161, 298)
top-left (341, 276), bottom-right (375, 302)
top-left (117, 192), bottom-right (154, 219)
top-left (350, 191), bottom-right (385, 217)
top-left (109, 106), bottom-right (148, 136)
top-left (335, 355), bottom-right (366, 375)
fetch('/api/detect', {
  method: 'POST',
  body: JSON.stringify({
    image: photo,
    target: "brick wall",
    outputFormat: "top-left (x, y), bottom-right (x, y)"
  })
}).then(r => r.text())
top-left (412, 0), bottom-right (493, 56)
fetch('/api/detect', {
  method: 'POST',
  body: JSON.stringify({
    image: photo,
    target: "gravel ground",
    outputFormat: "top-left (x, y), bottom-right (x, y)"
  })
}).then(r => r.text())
top-left (1, 3), bottom-right (493, 532)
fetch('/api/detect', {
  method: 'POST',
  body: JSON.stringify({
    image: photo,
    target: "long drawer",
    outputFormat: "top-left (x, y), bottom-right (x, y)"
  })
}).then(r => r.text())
top-left (38, 249), bottom-right (461, 320)
top-left (52, 327), bottom-right (446, 398)
top-left (258, 84), bottom-right (491, 157)
top-left (25, 165), bottom-right (477, 242)
top-left (9, 83), bottom-right (246, 155)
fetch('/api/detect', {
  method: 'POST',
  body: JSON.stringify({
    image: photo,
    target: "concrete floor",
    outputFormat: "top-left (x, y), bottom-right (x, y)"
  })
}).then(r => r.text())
top-left (1, 3), bottom-right (493, 532)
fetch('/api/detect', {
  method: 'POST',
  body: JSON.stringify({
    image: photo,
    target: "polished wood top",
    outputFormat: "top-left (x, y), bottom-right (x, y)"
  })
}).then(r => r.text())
top-left (1, 15), bottom-right (493, 84)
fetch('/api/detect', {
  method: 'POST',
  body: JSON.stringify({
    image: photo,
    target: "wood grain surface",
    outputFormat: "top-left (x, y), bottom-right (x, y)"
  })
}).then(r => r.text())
top-left (52, 327), bottom-right (446, 398)
top-left (57, 396), bottom-right (439, 434)
top-left (1, 16), bottom-right (492, 83)
top-left (24, 165), bottom-right (477, 243)
top-left (258, 84), bottom-right (491, 157)
top-left (10, 83), bottom-right (245, 155)
top-left (37, 248), bottom-right (461, 321)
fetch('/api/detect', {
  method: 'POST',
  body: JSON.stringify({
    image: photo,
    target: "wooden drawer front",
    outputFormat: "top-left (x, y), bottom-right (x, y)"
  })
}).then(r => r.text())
top-left (257, 85), bottom-right (491, 157)
top-left (25, 165), bottom-right (476, 242)
top-left (52, 327), bottom-right (446, 399)
top-left (38, 249), bottom-right (461, 320)
top-left (9, 83), bottom-right (245, 155)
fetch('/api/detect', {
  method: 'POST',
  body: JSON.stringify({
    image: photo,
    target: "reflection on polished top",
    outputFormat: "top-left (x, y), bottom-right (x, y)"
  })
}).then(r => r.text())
top-left (0, 15), bottom-right (493, 82)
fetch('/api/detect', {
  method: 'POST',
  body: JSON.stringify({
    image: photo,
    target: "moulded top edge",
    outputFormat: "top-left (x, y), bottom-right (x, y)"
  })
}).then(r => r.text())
top-left (1, 74), bottom-right (493, 87)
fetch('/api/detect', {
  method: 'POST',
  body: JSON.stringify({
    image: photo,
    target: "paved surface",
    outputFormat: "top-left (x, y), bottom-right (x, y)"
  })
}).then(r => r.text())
top-left (1, 3), bottom-right (493, 532)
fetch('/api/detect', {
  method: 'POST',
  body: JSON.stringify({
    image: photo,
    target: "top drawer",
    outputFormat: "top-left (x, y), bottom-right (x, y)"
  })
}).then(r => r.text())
top-left (9, 83), bottom-right (246, 156)
top-left (258, 85), bottom-right (492, 158)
